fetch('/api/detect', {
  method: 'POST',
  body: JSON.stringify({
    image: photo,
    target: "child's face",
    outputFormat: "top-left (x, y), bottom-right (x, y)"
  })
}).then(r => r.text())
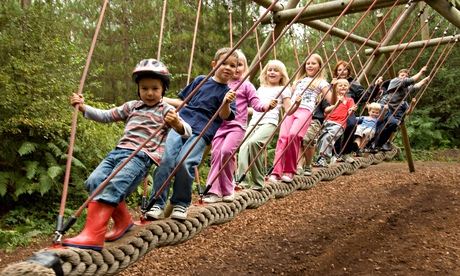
top-left (233, 59), bottom-right (245, 80)
top-left (398, 72), bottom-right (409, 79)
top-left (138, 78), bottom-right (163, 106)
top-left (212, 55), bottom-right (238, 83)
top-left (336, 64), bottom-right (350, 79)
top-left (266, 66), bottom-right (282, 86)
top-left (369, 108), bottom-right (380, 118)
top-left (336, 81), bottom-right (349, 96)
top-left (305, 57), bottom-right (321, 77)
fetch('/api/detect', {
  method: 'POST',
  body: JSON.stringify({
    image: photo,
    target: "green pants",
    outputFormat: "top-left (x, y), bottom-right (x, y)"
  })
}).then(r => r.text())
top-left (237, 123), bottom-right (276, 189)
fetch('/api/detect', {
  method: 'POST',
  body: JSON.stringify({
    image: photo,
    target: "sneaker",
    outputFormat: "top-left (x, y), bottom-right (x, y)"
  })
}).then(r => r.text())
top-left (330, 156), bottom-right (337, 165)
top-left (335, 155), bottom-right (344, 162)
top-left (296, 166), bottom-right (304, 175)
top-left (145, 205), bottom-right (164, 220)
top-left (344, 154), bottom-right (355, 163)
top-left (202, 194), bottom-right (222, 203)
top-left (355, 149), bottom-right (363, 157)
top-left (268, 175), bottom-right (279, 183)
top-left (222, 193), bottom-right (235, 202)
top-left (381, 142), bottom-right (393, 151)
top-left (252, 185), bottom-right (264, 191)
top-left (351, 141), bottom-right (360, 153)
top-left (303, 166), bottom-right (312, 176)
top-left (170, 205), bottom-right (188, 220)
top-left (281, 173), bottom-right (294, 183)
top-left (315, 156), bottom-right (328, 168)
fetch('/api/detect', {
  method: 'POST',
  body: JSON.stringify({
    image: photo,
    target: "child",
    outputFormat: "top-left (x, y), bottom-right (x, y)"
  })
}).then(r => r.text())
top-left (315, 78), bottom-right (356, 167)
top-left (63, 59), bottom-right (191, 251)
top-left (146, 48), bottom-right (237, 220)
top-left (270, 53), bottom-right (330, 183)
top-left (236, 60), bottom-right (291, 190)
top-left (204, 50), bottom-right (276, 203)
top-left (352, 102), bottom-right (384, 154)
top-left (270, 54), bottom-right (329, 182)
top-left (374, 66), bottom-right (429, 151)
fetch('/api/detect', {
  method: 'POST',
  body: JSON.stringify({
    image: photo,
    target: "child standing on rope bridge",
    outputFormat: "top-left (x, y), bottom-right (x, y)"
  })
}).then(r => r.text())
top-left (373, 66), bottom-right (429, 151)
top-left (203, 50), bottom-right (277, 203)
top-left (269, 53), bottom-right (330, 183)
top-left (315, 78), bottom-right (356, 167)
top-left (236, 59), bottom-right (292, 190)
top-left (63, 59), bottom-right (192, 251)
top-left (146, 47), bottom-right (237, 220)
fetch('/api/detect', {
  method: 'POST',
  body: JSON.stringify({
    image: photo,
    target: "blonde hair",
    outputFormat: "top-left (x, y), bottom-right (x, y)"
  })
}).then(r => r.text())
top-left (294, 53), bottom-right (326, 90)
top-left (233, 49), bottom-right (249, 78)
top-left (259, 59), bottom-right (290, 87)
top-left (367, 102), bottom-right (382, 112)
top-left (331, 79), bottom-right (350, 104)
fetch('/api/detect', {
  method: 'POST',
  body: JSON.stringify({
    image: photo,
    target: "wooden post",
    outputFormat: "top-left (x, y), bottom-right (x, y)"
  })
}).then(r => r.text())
top-left (399, 123), bottom-right (415, 173)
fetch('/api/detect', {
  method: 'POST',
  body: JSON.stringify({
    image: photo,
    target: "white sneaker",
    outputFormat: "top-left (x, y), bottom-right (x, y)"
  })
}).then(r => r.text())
top-left (303, 166), bottom-right (312, 176)
top-left (170, 205), bottom-right (188, 220)
top-left (202, 194), bottom-right (222, 203)
top-left (268, 175), bottom-right (279, 183)
top-left (344, 155), bottom-right (355, 163)
top-left (281, 173), bottom-right (294, 183)
top-left (222, 193), bottom-right (235, 202)
top-left (145, 205), bottom-right (164, 220)
top-left (330, 156), bottom-right (337, 165)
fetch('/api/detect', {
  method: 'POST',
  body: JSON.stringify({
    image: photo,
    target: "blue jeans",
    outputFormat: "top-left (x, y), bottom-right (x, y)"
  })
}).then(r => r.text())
top-left (150, 131), bottom-right (207, 208)
top-left (375, 103), bottom-right (409, 146)
top-left (86, 148), bottom-right (153, 205)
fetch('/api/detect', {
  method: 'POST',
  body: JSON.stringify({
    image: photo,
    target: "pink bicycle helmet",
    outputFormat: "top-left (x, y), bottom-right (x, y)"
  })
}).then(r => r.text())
top-left (132, 59), bottom-right (171, 94)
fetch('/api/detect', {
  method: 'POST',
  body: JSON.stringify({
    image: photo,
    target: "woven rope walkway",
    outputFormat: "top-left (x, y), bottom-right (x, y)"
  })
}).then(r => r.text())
top-left (1, 149), bottom-right (397, 276)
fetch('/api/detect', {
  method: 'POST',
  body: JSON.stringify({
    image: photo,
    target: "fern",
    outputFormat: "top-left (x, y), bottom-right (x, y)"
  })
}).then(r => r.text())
top-left (24, 161), bottom-right (39, 180)
top-left (47, 165), bottom-right (63, 180)
top-left (47, 142), bottom-right (63, 158)
top-left (0, 172), bottom-right (10, 196)
top-left (17, 142), bottom-right (38, 156)
top-left (39, 174), bottom-right (53, 195)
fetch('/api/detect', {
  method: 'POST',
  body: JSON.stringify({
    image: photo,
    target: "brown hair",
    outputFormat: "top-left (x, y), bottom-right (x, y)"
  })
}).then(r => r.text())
top-left (333, 60), bottom-right (352, 79)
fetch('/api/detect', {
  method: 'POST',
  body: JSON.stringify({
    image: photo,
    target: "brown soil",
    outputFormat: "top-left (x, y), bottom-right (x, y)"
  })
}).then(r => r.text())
top-left (1, 161), bottom-right (460, 275)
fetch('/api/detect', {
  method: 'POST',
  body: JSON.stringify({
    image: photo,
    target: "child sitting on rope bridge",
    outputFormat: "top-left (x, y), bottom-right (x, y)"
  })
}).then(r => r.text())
top-left (203, 50), bottom-right (277, 203)
top-left (146, 47), bottom-right (237, 220)
top-left (372, 66), bottom-right (429, 151)
top-left (63, 59), bottom-right (191, 251)
top-left (236, 60), bottom-right (292, 191)
top-left (352, 102), bottom-right (386, 156)
top-left (315, 78), bottom-right (357, 167)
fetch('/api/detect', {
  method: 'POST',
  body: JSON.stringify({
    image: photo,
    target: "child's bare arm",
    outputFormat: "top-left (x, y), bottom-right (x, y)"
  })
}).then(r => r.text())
top-left (219, 90), bottom-right (236, 120)
top-left (412, 66), bottom-right (428, 82)
top-left (163, 97), bottom-right (184, 108)
top-left (70, 93), bottom-right (86, 113)
top-left (287, 95), bottom-right (301, 115)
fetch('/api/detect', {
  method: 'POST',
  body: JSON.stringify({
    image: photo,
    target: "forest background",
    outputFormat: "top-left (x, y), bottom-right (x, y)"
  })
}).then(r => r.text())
top-left (0, 0), bottom-right (458, 250)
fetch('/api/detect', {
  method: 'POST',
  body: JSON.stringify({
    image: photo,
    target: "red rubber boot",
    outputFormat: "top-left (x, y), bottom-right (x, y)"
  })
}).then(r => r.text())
top-left (62, 201), bottom-right (114, 251)
top-left (105, 201), bottom-right (134, 241)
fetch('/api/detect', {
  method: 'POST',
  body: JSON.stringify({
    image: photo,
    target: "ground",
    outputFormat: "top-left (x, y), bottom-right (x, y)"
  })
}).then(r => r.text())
top-left (1, 161), bottom-right (460, 275)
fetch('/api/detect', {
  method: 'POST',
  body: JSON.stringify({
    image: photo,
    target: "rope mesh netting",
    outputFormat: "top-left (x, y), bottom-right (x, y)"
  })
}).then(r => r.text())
top-left (1, 149), bottom-right (397, 276)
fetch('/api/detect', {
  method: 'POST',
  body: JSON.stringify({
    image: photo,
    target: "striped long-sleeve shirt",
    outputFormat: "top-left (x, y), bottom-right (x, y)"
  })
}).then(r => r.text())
top-left (84, 100), bottom-right (191, 165)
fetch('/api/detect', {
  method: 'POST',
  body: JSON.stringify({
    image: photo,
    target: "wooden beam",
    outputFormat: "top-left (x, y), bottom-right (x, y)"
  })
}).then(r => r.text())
top-left (261, 0), bottom-right (420, 24)
top-left (251, 0), bottom-right (285, 12)
top-left (424, 0), bottom-right (460, 29)
top-left (302, 20), bottom-right (380, 48)
top-left (364, 35), bottom-right (459, 54)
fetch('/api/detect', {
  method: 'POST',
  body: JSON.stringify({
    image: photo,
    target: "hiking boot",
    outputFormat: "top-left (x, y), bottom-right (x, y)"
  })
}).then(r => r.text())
top-left (303, 166), bottom-right (312, 176)
top-left (315, 156), bottom-right (328, 168)
top-left (281, 173), bottom-right (294, 183)
top-left (170, 205), bottom-right (188, 220)
top-left (145, 205), bottom-right (164, 220)
top-left (203, 194), bottom-right (222, 203)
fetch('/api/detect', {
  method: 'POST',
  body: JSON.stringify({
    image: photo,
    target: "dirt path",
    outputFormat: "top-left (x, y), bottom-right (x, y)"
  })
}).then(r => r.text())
top-left (121, 161), bottom-right (460, 275)
top-left (1, 161), bottom-right (459, 275)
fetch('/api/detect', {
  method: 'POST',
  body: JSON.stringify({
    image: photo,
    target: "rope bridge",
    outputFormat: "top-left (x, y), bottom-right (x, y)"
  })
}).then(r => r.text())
top-left (1, 149), bottom-right (397, 276)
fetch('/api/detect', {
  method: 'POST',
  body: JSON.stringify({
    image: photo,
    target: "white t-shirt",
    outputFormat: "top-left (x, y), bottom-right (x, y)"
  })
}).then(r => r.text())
top-left (293, 77), bottom-right (329, 111)
top-left (249, 86), bottom-right (292, 126)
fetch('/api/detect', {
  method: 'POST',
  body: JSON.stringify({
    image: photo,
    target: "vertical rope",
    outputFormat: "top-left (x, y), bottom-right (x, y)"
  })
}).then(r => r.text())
top-left (157, 0), bottom-right (168, 60)
top-left (55, 0), bottom-right (109, 243)
top-left (187, 0), bottom-right (203, 84)
top-left (228, 0), bottom-right (233, 47)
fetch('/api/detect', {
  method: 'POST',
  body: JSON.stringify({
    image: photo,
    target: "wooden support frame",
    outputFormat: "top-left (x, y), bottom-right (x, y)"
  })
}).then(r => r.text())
top-left (364, 35), bottom-right (459, 54)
